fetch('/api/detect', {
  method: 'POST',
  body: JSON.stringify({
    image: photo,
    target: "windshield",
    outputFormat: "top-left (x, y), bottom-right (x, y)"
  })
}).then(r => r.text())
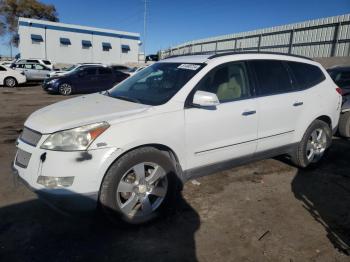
top-left (64, 65), bottom-right (78, 72)
top-left (107, 62), bottom-right (204, 105)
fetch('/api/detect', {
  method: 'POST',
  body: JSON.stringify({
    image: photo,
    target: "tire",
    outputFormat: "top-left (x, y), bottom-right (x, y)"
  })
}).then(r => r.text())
top-left (99, 147), bottom-right (179, 224)
top-left (58, 83), bottom-right (72, 95)
top-left (339, 112), bottom-right (350, 138)
top-left (4, 77), bottom-right (17, 88)
top-left (291, 120), bottom-right (332, 168)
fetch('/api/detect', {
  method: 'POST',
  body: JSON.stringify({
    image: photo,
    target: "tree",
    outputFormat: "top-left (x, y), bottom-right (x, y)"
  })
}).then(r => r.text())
top-left (0, 0), bottom-right (58, 45)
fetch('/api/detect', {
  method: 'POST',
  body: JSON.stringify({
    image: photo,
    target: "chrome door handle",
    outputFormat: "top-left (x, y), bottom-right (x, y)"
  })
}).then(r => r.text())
top-left (242, 110), bottom-right (256, 116)
top-left (293, 102), bottom-right (304, 107)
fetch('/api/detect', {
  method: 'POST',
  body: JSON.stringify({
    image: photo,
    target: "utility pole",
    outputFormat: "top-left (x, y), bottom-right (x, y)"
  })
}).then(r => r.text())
top-left (143, 0), bottom-right (147, 57)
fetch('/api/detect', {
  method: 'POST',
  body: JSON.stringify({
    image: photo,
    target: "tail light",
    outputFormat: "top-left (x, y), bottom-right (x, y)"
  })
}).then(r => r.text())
top-left (336, 87), bottom-right (343, 95)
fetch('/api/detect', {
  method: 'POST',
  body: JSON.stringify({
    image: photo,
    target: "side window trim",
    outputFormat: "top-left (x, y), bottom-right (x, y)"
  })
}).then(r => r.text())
top-left (185, 61), bottom-right (253, 108)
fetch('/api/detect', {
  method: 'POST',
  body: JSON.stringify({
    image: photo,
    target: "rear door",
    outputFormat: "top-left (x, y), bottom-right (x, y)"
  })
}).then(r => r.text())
top-left (249, 60), bottom-right (301, 152)
top-left (96, 67), bottom-right (114, 91)
top-left (73, 67), bottom-right (99, 93)
top-left (33, 64), bottom-right (50, 80)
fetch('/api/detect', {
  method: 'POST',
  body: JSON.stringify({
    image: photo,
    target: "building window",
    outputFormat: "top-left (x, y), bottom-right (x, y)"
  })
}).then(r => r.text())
top-left (60, 37), bottom-right (71, 46)
top-left (102, 42), bottom-right (112, 51)
top-left (82, 40), bottom-right (92, 49)
top-left (121, 44), bottom-right (130, 53)
top-left (31, 34), bottom-right (43, 44)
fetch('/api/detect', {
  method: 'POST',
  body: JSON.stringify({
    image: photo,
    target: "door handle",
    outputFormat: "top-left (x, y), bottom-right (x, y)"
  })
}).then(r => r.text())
top-left (242, 110), bottom-right (256, 116)
top-left (293, 102), bottom-right (304, 107)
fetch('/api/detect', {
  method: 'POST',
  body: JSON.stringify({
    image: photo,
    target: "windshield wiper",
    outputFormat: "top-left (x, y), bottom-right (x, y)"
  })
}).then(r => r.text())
top-left (113, 95), bottom-right (141, 104)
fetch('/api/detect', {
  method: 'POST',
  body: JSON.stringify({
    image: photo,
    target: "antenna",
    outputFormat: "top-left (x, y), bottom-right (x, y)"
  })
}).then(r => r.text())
top-left (143, 0), bottom-right (147, 57)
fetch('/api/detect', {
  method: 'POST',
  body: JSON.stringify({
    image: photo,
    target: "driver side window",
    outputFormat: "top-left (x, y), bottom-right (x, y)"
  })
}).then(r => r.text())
top-left (196, 62), bottom-right (251, 103)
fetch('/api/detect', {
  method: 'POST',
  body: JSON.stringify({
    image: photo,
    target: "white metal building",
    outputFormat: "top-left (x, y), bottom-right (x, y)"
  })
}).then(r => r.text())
top-left (161, 14), bottom-right (350, 59)
top-left (18, 17), bottom-right (141, 64)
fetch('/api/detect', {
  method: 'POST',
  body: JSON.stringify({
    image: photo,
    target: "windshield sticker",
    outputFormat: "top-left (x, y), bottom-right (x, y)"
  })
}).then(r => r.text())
top-left (177, 64), bottom-right (201, 70)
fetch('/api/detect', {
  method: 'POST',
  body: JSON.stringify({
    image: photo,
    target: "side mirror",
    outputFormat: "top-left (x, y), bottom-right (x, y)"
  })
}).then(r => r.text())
top-left (192, 90), bottom-right (220, 108)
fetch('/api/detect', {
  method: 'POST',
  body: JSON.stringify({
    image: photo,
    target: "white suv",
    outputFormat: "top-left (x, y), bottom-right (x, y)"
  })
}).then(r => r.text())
top-left (13, 52), bottom-right (342, 224)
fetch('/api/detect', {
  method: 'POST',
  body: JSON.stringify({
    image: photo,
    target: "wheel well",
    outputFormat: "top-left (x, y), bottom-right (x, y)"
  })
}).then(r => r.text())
top-left (98, 144), bottom-right (183, 201)
top-left (4, 76), bottom-right (17, 82)
top-left (316, 115), bottom-right (332, 128)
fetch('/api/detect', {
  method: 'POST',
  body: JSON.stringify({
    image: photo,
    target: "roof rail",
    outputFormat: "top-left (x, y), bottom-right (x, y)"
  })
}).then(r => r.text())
top-left (163, 51), bottom-right (313, 61)
top-left (208, 51), bottom-right (313, 61)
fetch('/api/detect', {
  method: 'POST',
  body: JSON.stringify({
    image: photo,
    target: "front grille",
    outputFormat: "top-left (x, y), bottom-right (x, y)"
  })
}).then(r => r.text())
top-left (15, 149), bottom-right (32, 168)
top-left (20, 127), bottom-right (42, 146)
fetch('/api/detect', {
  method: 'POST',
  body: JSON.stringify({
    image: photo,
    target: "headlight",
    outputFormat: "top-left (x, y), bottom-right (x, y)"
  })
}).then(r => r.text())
top-left (40, 122), bottom-right (109, 151)
top-left (47, 78), bottom-right (58, 84)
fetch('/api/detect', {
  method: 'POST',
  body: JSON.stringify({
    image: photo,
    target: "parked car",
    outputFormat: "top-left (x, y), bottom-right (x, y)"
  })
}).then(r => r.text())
top-left (0, 61), bottom-right (14, 67)
top-left (14, 58), bottom-right (54, 70)
top-left (339, 93), bottom-right (350, 138)
top-left (48, 63), bottom-right (102, 78)
top-left (0, 64), bottom-right (26, 87)
top-left (13, 62), bottom-right (52, 81)
top-left (42, 65), bottom-right (129, 95)
top-left (327, 66), bottom-right (350, 138)
top-left (13, 52), bottom-right (341, 224)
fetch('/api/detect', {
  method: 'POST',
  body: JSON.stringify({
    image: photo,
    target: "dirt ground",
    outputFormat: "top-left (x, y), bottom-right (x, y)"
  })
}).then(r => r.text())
top-left (0, 85), bottom-right (349, 262)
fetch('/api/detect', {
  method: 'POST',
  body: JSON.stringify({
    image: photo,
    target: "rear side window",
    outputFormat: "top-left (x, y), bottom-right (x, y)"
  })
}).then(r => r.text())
top-left (287, 62), bottom-right (325, 89)
top-left (43, 60), bottom-right (51, 65)
top-left (250, 60), bottom-right (293, 96)
top-left (98, 67), bottom-right (112, 75)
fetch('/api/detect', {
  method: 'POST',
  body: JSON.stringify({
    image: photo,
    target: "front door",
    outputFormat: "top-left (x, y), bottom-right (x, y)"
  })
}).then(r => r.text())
top-left (185, 61), bottom-right (258, 170)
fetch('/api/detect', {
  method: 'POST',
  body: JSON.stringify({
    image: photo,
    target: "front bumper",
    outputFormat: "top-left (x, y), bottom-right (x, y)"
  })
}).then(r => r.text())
top-left (13, 137), bottom-right (121, 212)
top-left (42, 81), bottom-right (59, 92)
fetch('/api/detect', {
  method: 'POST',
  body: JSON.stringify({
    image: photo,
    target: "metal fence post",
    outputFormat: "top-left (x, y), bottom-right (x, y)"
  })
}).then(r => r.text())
top-left (288, 30), bottom-right (294, 54)
top-left (258, 34), bottom-right (262, 52)
top-left (331, 22), bottom-right (341, 57)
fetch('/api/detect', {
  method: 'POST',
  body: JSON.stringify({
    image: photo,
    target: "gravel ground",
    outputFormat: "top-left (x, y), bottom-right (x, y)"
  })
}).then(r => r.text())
top-left (0, 85), bottom-right (349, 262)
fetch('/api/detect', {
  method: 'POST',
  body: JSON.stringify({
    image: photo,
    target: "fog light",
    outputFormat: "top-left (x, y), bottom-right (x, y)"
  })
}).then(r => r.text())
top-left (37, 176), bottom-right (74, 188)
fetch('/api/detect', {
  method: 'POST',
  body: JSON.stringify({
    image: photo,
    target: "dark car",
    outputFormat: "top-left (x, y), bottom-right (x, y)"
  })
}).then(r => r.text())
top-left (42, 65), bottom-right (129, 95)
top-left (327, 66), bottom-right (350, 94)
top-left (327, 66), bottom-right (350, 138)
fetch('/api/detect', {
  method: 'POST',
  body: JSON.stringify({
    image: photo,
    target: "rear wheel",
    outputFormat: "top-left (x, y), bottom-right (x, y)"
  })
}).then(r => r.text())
top-left (59, 83), bottom-right (72, 95)
top-left (339, 112), bottom-right (350, 138)
top-left (4, 77), bottom-right (17, 87)
top-left (291, 120), bottom-right (331, 168)
top-left (99, 147), bottom-right (178, 224)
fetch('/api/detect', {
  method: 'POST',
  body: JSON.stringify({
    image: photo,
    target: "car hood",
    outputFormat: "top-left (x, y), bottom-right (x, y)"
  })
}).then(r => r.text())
top-left (25, 93), bottom-right (151, 133)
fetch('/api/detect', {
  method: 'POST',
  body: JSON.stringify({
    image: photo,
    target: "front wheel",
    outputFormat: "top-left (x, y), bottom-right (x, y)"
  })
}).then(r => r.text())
top-left (291, 120), bottom-right (332, 168)
top-left (59, 83), bottom-right (72, 95)
top-left (4, 77), bottom-right (17, 87)
top-left (99, 147), bottom-right (178, 224)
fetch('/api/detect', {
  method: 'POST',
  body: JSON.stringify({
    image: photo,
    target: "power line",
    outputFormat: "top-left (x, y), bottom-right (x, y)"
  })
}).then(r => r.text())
top-left (143, 0), bottom-right (147, 55)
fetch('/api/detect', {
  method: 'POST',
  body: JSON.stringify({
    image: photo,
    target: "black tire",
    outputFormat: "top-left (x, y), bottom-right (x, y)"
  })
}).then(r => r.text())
top-left (99, 147), bottom-right (179, 224)
top-left (4, 77), bottom-right (17, 87)
top-left (291, 120), bottom-right (332, 168)
top-left (339, 112), bottom-right (350, 138)
top-left (58, 83), bottom-right (72, 95)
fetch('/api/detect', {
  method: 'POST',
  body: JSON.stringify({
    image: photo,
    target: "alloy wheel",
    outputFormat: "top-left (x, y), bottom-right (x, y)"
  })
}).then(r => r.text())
top-left (59, 84), bottom-right (72, 95)
top-left (5, 78), bottom-right (16, 87)
top-left (306, 128), bottom-right (327, 163)
top-left (116, 162), bottom-right (168, 218)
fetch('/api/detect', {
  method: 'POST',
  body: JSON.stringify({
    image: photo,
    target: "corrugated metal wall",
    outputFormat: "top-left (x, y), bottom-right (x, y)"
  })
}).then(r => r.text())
top-left (161, 14), bottom-right (350, 59)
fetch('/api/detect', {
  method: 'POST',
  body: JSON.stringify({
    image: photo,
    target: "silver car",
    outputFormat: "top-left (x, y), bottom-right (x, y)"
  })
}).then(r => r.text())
top-left (13, 63), bottom-right (52, 81)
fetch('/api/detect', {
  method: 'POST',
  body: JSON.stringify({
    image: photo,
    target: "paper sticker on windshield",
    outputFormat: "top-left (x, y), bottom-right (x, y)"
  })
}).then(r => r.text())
top-left (177, 64), bottom-right (201, 70)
